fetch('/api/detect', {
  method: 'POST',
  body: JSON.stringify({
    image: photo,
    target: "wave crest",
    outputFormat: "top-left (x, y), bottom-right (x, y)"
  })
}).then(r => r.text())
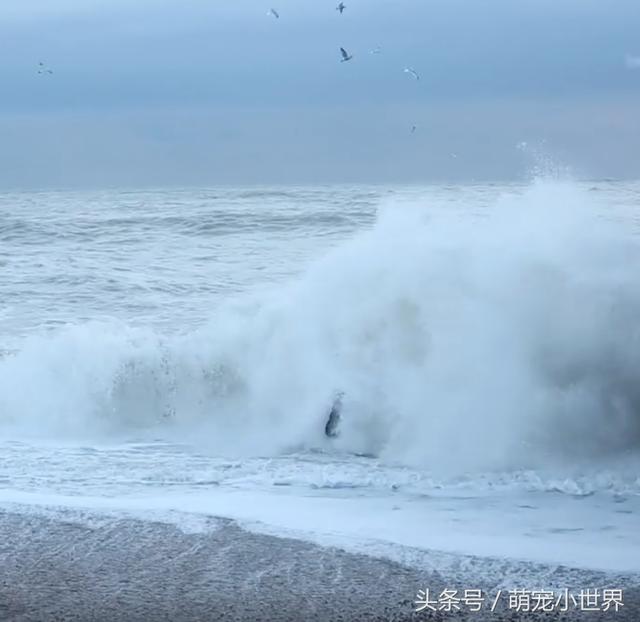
top-left (2, 180), bottom-right (640, 473)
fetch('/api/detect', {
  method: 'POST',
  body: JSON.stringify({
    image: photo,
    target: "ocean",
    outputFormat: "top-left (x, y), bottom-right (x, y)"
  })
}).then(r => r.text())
top-left (1, 180), bottom-right (639, 618)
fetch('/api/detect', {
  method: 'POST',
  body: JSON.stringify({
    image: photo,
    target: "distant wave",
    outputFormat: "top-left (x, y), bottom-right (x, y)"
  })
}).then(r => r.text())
top-left (1, 180), bottom-right (640, 474)
top-left (1, 208), bottom-right (374, 241)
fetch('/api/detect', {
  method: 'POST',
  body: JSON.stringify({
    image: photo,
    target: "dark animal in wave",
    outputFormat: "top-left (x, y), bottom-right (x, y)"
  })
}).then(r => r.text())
top-left (324, 392), bottom-right (344, 438)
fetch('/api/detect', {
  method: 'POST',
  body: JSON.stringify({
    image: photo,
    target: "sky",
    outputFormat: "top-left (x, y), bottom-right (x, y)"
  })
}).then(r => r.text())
top-left (0, 0), bottom-right (639, 189)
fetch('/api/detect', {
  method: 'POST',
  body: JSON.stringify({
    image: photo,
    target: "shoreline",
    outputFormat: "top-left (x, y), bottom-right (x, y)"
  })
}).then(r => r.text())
top-left (0, 509), bottom-right (638, 621)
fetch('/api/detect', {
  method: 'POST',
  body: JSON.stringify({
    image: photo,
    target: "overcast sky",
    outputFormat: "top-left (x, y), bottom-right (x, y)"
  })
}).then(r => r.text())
top-left (0, 0), bottom-right (639, 189)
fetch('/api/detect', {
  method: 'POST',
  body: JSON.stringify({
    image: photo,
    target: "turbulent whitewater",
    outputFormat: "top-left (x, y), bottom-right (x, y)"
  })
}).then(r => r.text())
top-left (1, 180), bottom-right (639, 576)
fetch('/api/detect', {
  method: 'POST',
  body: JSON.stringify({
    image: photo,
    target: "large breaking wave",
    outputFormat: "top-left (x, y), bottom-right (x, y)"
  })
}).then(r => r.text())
top-left (2, 180), bottom-right (640, 472)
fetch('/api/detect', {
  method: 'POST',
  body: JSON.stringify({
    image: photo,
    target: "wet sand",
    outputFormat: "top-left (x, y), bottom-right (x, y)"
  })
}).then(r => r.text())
top-left (0, 510), bottom-right (637, 621)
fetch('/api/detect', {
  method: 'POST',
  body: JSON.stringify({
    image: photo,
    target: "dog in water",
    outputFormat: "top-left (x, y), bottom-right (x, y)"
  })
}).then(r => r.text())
top-left (324, 392), bottom-right (344, 438)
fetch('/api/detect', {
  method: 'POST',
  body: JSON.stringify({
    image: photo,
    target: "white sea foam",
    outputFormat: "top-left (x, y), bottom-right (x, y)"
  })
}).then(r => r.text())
top-left (2, 180), bottom-right (640, 476)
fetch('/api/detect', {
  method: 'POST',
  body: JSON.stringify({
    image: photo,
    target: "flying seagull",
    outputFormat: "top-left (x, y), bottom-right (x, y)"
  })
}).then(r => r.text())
top-left (37, 62), bottom-right (53, 75)
top-left (403, 67), bottom-right (419, 80)
top-left (268, 8), bottom-right (279, 18)
top-left (370, 46), bottom-right (382, 55)
top-left (340, 47), bottom-right (353, 62)
top-left (336, 2), bottom-right (346, 14)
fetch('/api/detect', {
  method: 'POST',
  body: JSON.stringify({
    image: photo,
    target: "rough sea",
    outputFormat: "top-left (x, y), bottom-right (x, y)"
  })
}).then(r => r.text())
top-left (1, 179), bottom-right (640, 596)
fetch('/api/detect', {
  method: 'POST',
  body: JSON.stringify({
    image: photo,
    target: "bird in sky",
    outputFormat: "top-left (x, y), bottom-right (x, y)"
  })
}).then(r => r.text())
top-left (267, 8), bottom-right (279, 19)
top-left (336, 2), bottom-right (346, 14)
top-left (403, 67), bottom-right (420, 80)
top-left (340, 47), bottom-right (353, 62)
top-left (37, 62), bottom-right (53, 75)
top-left (411, 125), bottom-right (417, 134)
top-left (370, 46), bottom-right (382, 55)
